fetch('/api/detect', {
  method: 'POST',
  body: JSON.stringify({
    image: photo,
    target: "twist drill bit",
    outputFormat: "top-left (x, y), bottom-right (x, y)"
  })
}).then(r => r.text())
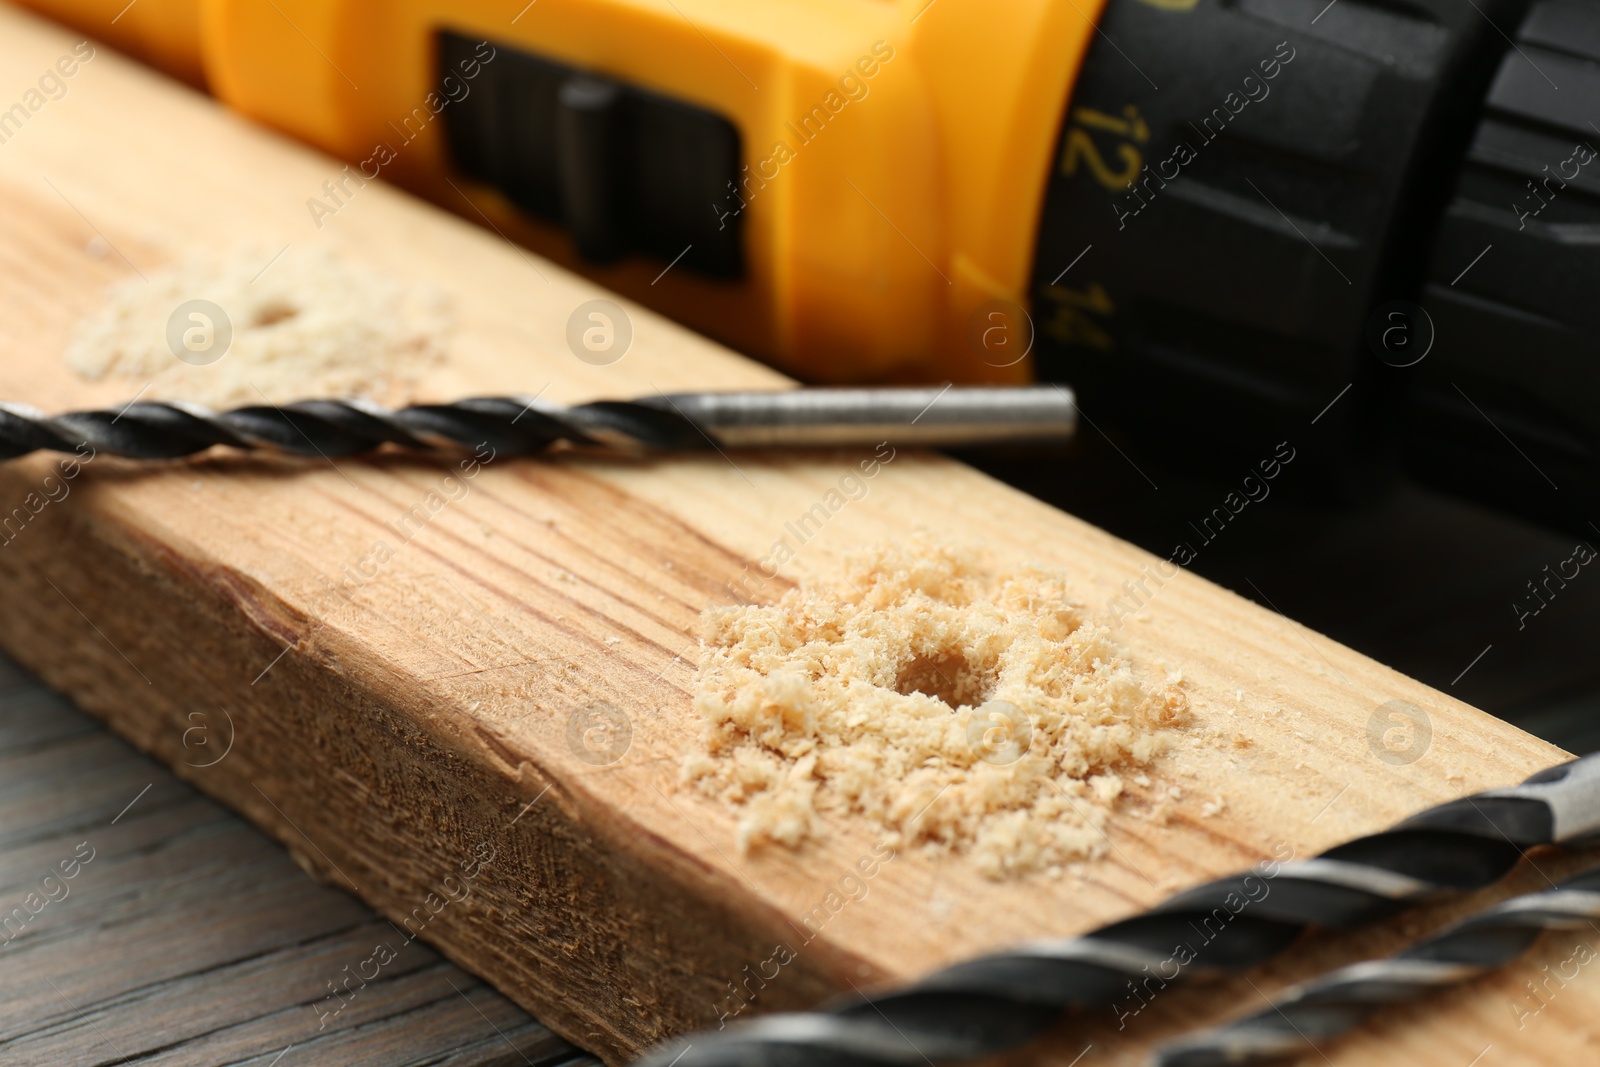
top-left (638, 753), bottom-right (1600, 1067)
top-left (1156, 863), bottom-right (1600, 1067)
top-left (0, 386), bottom-right (1076, 462)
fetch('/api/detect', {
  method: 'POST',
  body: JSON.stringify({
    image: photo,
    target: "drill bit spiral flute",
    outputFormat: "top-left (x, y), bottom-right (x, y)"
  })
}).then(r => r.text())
top-left (638, 755), bottom-right (1600, 1067)
top-left (1158, 861), bottom-right (1600, 1066)
top-left (0, 387), bottom-right (1077, 461)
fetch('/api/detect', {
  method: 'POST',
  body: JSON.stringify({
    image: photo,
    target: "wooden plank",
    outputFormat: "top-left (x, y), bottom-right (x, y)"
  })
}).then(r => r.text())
top-left (0, 8), bottom-right (1593, 1065)
top-left (0, 653), bottom-right (597, 1066)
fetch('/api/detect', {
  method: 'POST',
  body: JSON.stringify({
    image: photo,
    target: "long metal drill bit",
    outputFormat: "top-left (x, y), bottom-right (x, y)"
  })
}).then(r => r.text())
top-left (636, 753), bottom-right (1600, 1067)
top-left (0, 386), bottom-right (1076, 461)
top-left (1155, 863), bottom-right (1600, 1066)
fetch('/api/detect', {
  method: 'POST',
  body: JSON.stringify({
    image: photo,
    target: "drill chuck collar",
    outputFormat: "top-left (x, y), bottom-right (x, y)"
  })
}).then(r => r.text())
top-left (1031, 0), bottom-right (1600, 532)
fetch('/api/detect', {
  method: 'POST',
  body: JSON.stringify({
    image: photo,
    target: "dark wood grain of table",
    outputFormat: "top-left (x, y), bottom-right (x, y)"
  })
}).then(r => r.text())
top-left (0, 652), bottom-right (601, 1067)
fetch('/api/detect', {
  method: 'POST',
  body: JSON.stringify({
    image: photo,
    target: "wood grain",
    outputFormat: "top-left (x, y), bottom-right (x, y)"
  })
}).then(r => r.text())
top-left (0, 7), bottom-right (1594, 1065)
top-left (0, 650), bottom-right (598, 1067)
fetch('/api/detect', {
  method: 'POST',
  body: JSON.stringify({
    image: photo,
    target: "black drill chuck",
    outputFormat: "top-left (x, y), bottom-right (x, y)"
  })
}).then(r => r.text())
top-left (1030, 0), bottom-right (1598, 534)
top-left (1409, 0), bottom-right (1600, 533)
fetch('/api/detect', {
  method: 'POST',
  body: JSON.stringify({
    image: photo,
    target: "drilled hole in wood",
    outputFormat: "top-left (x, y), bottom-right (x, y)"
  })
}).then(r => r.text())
top-left (895, 649), bottom-right (993, 710)
top-left (252, 301), bottom-right (299, 327)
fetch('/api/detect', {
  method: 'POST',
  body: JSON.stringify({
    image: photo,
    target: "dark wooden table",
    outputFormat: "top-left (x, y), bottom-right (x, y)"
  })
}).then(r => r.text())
top-left (0, 652), bottom-right (600, 1067)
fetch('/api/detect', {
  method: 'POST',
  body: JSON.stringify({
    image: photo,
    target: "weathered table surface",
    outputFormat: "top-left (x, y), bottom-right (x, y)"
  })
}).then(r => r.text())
top-left (0, 649), bottom-right (600, 1067)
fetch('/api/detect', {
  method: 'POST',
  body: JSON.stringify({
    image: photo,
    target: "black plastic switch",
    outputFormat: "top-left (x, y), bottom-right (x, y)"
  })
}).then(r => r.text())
top-left (438, 30), bottom-right (743, 279)
top-left (556, 75), bottom-right (627, 263)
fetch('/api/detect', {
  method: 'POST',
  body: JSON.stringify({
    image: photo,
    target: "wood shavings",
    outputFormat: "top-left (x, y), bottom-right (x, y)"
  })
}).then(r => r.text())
top-left (66, 246), bottom-right (451, 406)
top-left (685, 537), bottom-right (1191, 878)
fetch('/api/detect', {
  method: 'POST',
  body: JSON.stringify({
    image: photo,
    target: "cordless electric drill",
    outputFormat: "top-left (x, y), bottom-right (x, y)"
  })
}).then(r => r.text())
top-left (18, 0), bottom-right (1600, 531)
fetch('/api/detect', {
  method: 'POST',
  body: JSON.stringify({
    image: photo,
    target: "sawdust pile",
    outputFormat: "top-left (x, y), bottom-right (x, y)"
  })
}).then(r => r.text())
top-left (67, 247), bottom-right (452, 406)
top-left (686, 538), bottom-right (1189, 878)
